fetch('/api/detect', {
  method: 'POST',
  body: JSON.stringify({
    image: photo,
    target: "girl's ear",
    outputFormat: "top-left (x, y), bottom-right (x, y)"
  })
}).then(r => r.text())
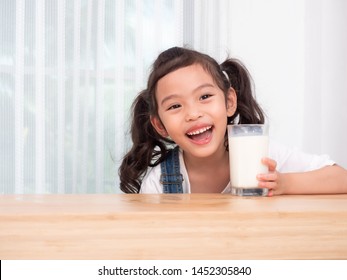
top-left (150, 116), bottom-right (169, 137)
top-left (226, 87), bottom-right (237, 117)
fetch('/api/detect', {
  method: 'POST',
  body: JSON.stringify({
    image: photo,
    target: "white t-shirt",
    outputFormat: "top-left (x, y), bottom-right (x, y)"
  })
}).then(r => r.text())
top-left (140, 141), bottom-right (335, 194)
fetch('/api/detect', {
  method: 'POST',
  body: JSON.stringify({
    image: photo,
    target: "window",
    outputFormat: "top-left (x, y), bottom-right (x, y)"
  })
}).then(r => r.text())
top-left (0, 0), bottom-right (182, 193)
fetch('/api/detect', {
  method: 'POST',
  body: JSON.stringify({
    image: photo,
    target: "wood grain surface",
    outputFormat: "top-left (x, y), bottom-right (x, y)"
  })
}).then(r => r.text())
top-left (0, 194), bottom-right (346, 260)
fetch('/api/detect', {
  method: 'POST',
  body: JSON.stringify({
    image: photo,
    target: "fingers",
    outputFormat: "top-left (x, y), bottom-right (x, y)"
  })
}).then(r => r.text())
top-left (258, 157), bottom-right (279, 196)
top-left (262, 157), bottom-right (277, 172)
top-left (257, 172), bottom-right (277, 182)
top-left (257, 174), bottom-right (277, 195)
top-left (258, 157), bottom-right (278, 195)
top-left (258, 179), bottom-right (277, 188)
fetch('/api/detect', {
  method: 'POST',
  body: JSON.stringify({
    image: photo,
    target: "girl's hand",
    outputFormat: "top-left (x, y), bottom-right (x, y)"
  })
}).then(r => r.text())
top-left (257, 157), bottom-right (284, 196)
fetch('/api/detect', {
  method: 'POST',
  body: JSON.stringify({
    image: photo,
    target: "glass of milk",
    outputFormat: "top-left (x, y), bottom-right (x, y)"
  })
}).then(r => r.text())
top-left (227, 124), bottom-right (269, 196)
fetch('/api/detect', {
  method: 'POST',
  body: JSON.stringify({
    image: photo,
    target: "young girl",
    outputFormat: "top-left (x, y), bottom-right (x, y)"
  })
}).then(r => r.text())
top-left (119, 46), bottom-right (347, 195)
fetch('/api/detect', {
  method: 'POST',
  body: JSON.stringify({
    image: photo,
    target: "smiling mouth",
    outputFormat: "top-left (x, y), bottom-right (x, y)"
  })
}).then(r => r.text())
top-left (186, 126), bottom-right (213, 141)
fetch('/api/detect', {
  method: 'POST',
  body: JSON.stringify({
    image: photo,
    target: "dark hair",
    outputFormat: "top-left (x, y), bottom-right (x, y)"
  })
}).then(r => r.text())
top-left (119, 46), bottom-right (264, 193)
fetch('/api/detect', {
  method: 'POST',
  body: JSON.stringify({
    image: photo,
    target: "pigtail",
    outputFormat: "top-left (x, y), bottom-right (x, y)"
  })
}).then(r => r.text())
top-left (221, 59), bottom-right (265, 124)
top-left (119, 90), bottom-right (169, 193)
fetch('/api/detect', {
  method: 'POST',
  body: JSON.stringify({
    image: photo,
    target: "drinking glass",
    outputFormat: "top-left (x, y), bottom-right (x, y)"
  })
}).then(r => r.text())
top-left (227, 124), bottom-right (269, 196)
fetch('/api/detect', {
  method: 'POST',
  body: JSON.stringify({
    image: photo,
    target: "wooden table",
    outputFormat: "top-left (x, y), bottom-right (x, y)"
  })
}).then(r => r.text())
top-left (0, 194), bottom-right (346, 260)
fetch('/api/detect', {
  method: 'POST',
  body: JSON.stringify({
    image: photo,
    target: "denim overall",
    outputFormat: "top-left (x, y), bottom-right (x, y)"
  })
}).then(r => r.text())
top-left (160, 146), bottom-right (184, 193)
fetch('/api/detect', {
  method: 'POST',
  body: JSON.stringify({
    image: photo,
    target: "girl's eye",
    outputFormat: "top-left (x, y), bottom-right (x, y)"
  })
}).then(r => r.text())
top-left (200, 94), bottom-right (212, 100)
top-left (167, 104), bottom-right (181, 110)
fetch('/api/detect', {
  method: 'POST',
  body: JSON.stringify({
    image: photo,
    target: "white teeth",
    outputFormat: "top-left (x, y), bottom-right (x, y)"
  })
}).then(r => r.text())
top-left (187, 126), bottom-right (212, 136)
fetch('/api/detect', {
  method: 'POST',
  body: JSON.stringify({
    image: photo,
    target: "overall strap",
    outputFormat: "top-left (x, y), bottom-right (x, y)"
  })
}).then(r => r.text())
top-left (160, 146), bottom-right (184, 193)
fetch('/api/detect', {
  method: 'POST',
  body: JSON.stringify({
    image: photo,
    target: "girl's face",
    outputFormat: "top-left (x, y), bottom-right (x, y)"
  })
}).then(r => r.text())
top-left (151, 64), bottom-right (237, 159)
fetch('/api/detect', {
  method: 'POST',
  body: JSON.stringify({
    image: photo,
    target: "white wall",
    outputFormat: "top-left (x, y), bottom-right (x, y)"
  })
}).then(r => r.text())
top-left (226, 0), bottom-right (347, 168)
top-left (304, 0), bottom-right (347, 168)
top-left (227, 0), bottom-right (305, 147)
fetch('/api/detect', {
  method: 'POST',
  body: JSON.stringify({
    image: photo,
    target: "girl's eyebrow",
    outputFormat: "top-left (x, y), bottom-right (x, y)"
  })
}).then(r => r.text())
top-left (160, 94), bottom-right (180, 106)
top-left (160, 83), bottom-right (214, 106)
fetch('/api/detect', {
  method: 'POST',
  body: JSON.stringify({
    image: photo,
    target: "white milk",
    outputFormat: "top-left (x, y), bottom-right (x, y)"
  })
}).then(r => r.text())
top-left (228, 135), bottom-right (269, 189)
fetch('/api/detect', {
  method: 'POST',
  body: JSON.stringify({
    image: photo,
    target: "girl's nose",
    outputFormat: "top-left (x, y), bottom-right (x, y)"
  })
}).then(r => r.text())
top-left (185, 109), bottom-right (203, 122)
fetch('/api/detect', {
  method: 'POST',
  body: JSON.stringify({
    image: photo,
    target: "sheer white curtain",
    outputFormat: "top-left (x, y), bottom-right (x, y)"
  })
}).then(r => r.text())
top-left (0, 0), bottom-right (182, 193)
top-left (1, 0), bottom-right (346, 194)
